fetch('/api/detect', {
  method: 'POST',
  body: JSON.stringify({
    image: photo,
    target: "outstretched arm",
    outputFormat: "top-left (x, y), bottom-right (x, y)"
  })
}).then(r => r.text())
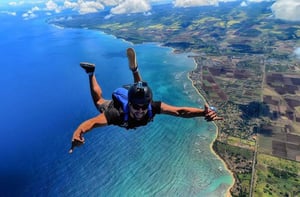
top-left (69, 113), bottom-right (108, 153)
top-left (160, 102), bottom-right (223, 121)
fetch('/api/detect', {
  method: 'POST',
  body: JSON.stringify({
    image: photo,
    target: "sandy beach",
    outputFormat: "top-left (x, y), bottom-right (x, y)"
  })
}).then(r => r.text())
top-left (187, 58), bottom-right (235, 197)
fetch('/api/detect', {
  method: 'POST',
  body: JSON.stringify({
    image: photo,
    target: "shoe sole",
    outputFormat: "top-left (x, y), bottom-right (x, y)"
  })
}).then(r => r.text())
top-left (80, 62), bottom-right (95, 69)
top-left (126, 48), bottom-right (137, 71)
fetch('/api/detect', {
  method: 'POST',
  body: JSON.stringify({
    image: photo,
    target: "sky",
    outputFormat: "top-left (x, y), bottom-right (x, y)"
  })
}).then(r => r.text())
top-left (0, 0), bottom-right (299, 55)
top-left (0, 0), bottom-right (299, 22)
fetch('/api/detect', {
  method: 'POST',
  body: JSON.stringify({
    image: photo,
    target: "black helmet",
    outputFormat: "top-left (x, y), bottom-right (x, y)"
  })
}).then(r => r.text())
top-left (128, 81), bottom-right (153, 105)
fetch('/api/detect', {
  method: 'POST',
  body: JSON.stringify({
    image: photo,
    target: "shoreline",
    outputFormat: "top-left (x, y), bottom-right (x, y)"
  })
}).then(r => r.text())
top-left (55, 23), bottom-right (236, 195)
top-left (187, 57), bottom-right (235, 197)
top-left (129, 42), bottom-right (236, 195)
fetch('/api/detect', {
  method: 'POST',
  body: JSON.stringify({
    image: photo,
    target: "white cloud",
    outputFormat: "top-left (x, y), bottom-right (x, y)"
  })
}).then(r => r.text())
top-left (271, 0), bottom-right (300, 22)
top-left (21, 4), bottom-right (43, 19)
top-left (22, 10), bottom-right (37, 19)
top-left (101, 0), bottom-right (123, 6)
top-left (0, 11), bottom-right (17, 16)
top-left (63, 0), bottom-right (78, 9)
top-left (240, 1), bottom-right (247, 7)
top-left (219, 0), bottom-right (238, 2)
top-left (294, 47), bottom-right (300, 59)
top-left (77, 0), bottom-right (104, 14)
top-left (247, 0), bottom-right (271, 2)
top-left (111, 0), bottom-right (151, 14)
top-left (171, 0), bottom-right (300, 23)
top-left (172, 0), bottom-right (275, 8)
top-left (104, 13), bottom-right (113, 19)
top-left (32, 6), bottom-right (40, 11)
top-left (7, 1), bottom-right (30, 6)
top-left (46, 0), bottom-right (61, 13)
top-left (8, 2), bottom-right (18, 6)
top-left (61, 0), bottom-right (105, 15)
top-left (5, 0), bottom-right (300, 23)
top-left (173, 0), bottom-right (219, 7)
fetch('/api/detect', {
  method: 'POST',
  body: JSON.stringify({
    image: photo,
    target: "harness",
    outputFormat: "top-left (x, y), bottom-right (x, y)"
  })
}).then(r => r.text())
top-left (112, 87), bottom-right (153, 129)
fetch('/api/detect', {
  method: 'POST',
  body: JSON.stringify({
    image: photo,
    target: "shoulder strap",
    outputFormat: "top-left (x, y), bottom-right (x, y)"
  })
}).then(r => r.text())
top-left (147, 104), bottom-right (153, 121)
top-left (112, 87), bottom-right (129, 122)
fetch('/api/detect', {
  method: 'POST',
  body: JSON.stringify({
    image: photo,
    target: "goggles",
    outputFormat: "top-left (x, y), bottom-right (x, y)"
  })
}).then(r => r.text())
top-left (131, 103), bottom-right (149, 110)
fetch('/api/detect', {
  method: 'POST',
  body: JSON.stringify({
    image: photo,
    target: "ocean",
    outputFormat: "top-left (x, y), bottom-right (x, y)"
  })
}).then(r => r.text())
top-left (0, 11), bottom-right (233, 197)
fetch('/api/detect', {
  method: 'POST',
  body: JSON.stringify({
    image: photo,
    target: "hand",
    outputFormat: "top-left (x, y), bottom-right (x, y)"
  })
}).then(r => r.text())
top-left (204, 104), bottom-right (223, 121)
top-left (69, 131), bottom-right (85, 154)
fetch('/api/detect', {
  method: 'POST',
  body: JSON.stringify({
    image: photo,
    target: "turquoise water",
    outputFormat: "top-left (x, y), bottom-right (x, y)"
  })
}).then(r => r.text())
top-left (0, 12), bottom-right (233, 196)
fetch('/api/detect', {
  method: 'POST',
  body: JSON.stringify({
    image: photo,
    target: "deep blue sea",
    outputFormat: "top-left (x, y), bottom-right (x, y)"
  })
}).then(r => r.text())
top-left (0, 11), bottom-right (233, 197)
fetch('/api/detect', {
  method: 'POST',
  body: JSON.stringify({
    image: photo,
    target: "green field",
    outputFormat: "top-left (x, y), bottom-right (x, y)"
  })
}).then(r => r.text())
top-left (254, 153), bottom-right (300, 197)
top-left (213, 141), bottom-right (254, 196)
top-left (227, 136), bottom-right (255, 148)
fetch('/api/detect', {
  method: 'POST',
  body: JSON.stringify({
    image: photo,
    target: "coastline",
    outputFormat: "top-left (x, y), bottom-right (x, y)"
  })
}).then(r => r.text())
top-left (211, 126), bottom-right (235, 197)
top-left (46, 6), bottom-right (300, 195)
top-left (55, 23), bottom-right (235, 194)
top-left (187, 57), bottom-right (234, 197)
top-left (130, 42), bottom-right (236, 195)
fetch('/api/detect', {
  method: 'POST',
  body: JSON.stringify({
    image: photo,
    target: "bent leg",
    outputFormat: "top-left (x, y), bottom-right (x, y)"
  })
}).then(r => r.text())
top-left (127, 48), bottom-right (142, 83)
top-left (80, 62), bottom-right (106, 108)
top-left (89, 74), bottom-right (106, 108)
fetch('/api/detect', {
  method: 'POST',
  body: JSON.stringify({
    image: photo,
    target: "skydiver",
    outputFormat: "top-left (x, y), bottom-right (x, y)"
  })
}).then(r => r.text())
top-left (69, 48), bottom-right (223, 153)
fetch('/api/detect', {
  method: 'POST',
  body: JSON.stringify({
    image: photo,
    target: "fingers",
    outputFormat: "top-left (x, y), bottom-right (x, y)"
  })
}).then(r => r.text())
top-left (214, 116), bottom-right (224, 121)
top-left (69, 139), bottom-right (84, 154)
top-left (206, 115), bottom-right (224, 121)
top-left (204, 103), bottom-right (223, 121)
top-left (69, 130), bottom-right (85, 154)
